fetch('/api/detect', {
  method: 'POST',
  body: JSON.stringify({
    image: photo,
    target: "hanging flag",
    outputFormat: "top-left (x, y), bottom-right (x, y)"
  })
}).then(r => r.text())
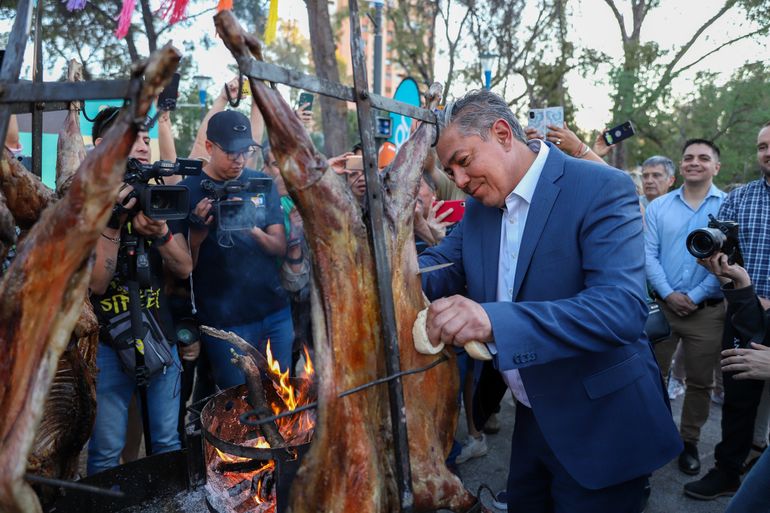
top-left (264, 0), bottom-right (279, 45)
top-left (159, 0), bottom-right (190, 24)
top-left (115, 0), bottom-right (136, 38)
top-left (216, 0), bottom-right (232, 12)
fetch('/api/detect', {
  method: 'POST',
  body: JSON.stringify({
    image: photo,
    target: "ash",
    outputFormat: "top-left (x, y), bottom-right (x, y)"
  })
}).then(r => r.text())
top-left (118, 488), bottom-right (209, 513)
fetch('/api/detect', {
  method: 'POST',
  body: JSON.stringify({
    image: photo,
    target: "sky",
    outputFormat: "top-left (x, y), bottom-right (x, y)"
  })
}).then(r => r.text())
top-left (2, 0), bottom-right (767, 131)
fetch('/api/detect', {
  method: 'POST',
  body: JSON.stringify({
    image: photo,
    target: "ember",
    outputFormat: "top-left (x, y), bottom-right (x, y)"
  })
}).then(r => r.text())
top-left (201, 343), bottom-right (315, 513)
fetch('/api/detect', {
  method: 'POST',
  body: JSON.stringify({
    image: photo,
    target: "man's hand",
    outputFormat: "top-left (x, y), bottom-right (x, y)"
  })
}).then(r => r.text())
top-left (664, 291), bottom-right (698, 317)
top-left (132, 212), bottom-right (168, 238)
top-left (219, 77), bottom-right (241, 103)
top-left (426, 295), bottom-right (493, 348)
top-left (721, 343), bottom-right (770, 380)
top-left (189, 197), bottom-right (214, 247)
top-left (114, 184), bottom-right (137, 226)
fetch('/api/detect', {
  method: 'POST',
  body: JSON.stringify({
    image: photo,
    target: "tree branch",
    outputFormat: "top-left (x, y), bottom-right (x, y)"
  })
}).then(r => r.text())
top-left (603, 0), bottom-right (629, 43)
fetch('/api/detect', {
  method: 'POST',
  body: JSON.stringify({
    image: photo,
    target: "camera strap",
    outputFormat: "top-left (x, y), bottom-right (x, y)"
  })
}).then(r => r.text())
top-left (187, 227), bottom-right (198, 317)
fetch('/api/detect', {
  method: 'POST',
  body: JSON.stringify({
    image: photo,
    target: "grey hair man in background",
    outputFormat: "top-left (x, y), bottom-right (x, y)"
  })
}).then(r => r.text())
top-left (641, 155), bottom-right (676, 208)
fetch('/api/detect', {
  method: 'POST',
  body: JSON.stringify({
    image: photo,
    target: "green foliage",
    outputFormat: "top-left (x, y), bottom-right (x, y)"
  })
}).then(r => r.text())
top-left (647, 62), bottom-right (770, 187)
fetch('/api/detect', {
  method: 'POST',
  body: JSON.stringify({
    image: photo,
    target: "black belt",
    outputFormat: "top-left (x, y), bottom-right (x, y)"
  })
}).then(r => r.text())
top-left (696, 298), bottom-right (722, 309)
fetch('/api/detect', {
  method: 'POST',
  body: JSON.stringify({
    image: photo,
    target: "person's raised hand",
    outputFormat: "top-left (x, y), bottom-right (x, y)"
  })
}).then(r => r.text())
top-left (592, 130), bottom-right (615, 158)
top-left (545, 123), bottom-right (582, 155)
top-left (697, 253), bottom-right (751, 288)
top-left (328, 152), bottom-right (355, 174)
top-left (721, 343), bottom-right (770, 380)
top-left (295, 103), bottom-right (314, 130)
top-left (219, 78), bottom-right (241, 102)
top-left (524, 127), bottom-right (542, 140)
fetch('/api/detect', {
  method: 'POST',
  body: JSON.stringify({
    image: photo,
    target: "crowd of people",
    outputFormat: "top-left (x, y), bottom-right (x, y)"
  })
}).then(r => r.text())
top-left (3, 78), bottom-right (770, 513)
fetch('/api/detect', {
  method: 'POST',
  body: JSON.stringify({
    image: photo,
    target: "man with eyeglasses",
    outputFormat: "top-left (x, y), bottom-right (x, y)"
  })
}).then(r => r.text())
top-left (171, 110), bottom-right (291, 387)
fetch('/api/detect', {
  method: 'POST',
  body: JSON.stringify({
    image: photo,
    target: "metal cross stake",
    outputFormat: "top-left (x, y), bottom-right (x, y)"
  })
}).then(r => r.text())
top-left (232, 2), bottom-right (440, 510)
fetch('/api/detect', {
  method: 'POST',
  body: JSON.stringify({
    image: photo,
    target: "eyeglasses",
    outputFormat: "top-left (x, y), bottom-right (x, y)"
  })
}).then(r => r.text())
top-left (213, 142), bottom-right (260, 161)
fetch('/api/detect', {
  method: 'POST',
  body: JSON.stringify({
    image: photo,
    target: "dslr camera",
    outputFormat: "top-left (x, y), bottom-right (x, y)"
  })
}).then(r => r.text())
top-left (200, 177), bottom-right (272, 232)
top-left (124, 158), bottom-right (202, 220)
top-left (686, 214), bottom-right (743, 265)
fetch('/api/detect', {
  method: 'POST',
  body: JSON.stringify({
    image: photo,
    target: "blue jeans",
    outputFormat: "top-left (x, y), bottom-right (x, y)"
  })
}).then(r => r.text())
top-left (201, 306), bottom-right (294, 390)
top-left (725, 447), bottom-right (770, 513)
top-left (87, 343), bottom-right (182, 475)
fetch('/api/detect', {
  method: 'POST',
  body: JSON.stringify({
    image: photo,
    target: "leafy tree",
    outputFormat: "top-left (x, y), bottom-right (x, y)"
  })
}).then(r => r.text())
top-left (601, 0), bottom-right (770, 169)
top-left (651, 62), bottom-right (770, 187)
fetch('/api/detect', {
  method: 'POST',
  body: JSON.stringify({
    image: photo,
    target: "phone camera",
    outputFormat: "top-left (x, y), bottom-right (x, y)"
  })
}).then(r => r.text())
top-left (614, 129), bottom-right (622, 137)
top-left (529, 111), bottom-right (535, 119)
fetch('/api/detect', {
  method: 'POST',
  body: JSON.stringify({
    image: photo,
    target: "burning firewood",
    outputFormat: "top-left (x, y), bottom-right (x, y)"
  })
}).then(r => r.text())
top-left (0, 44), bottom-right (181, 513)
top-left (230, 350), bottom-right (287, 451)
top-left (201, 325), bottom-right (276, 383)
top-left (215, 11), bottom-right (483, 512)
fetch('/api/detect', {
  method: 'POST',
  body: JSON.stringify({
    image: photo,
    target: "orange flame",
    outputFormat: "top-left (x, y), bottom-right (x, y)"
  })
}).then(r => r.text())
top-left (264, 340), bottom-right (316, 446)
top-left (302, 345), bottom-right (314, 377)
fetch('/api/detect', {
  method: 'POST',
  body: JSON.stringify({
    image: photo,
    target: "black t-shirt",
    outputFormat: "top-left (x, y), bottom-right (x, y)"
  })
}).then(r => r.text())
top-left (91, 230), bottom-right (177, 344)
top-left (171, 168), bottom-right (288, 327)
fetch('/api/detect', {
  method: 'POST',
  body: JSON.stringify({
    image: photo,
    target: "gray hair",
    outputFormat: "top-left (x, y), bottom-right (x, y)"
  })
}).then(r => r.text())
top-left (439, 89), bottom-right (527, 144)
top-left (642, 155), bottom-right (675, 177)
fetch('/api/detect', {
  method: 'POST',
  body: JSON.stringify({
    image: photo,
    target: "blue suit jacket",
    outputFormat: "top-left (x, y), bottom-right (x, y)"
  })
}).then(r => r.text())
top-left (420, 145), bottom-right (682, 489)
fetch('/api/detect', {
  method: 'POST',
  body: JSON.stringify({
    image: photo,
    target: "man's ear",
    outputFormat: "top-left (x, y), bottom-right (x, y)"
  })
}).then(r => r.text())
top-left (205, 140), bottom-right (213, 156)
top-left (94, 137), bottom-right (103, 147)
top-left (491, 119), bottom-right (512, 150)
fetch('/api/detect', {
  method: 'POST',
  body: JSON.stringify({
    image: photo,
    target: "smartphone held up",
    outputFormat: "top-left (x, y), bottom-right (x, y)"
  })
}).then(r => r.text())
top-left (603, 121), bottom-right (635, 146)
top-left (432, 200), bottom-right (466, 223)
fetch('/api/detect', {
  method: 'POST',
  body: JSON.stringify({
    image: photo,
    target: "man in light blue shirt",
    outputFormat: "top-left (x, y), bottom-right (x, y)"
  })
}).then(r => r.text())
top-left (645, 138), bottom-right (726, 477)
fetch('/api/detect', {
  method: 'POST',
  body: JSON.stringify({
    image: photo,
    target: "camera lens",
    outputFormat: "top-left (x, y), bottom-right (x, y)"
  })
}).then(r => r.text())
top-left (686, 228), bottom-right (726, 259)
top-left (529, 111), bottom-right (535, 119)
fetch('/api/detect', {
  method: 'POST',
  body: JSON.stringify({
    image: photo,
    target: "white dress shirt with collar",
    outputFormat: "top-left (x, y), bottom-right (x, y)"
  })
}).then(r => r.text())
top-left (489, 139), bottom-right (550, 408)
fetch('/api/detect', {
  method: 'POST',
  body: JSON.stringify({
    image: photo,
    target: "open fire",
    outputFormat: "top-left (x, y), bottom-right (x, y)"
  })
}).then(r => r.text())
top-left (201, 343), bottom-right (316, 513)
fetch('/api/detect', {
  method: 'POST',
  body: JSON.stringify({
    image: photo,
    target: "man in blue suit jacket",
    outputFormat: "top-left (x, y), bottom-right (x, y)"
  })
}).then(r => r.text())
top-left (419, 90), bottom-right (682, 512)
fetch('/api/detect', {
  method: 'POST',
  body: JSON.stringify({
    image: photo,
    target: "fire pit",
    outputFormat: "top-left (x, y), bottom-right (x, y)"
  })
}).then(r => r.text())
top-left (200, 367), bottom-right (316, 513)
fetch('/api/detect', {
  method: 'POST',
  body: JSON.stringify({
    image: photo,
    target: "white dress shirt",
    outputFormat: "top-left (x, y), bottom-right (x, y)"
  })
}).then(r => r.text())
top-left (489, 140), bottom-right (549, 407)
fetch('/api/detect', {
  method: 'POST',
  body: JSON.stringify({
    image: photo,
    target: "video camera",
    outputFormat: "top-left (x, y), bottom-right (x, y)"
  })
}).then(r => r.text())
top-left (686, 214), bottom-right (743, 265)
top-left (200, 177), bottom-right (272, 232)
top-left (124, 158), bottom-right (202, 221)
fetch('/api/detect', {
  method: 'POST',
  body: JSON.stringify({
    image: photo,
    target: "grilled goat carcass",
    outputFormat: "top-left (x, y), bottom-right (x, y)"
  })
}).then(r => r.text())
top-left (215, 12), bottom-right (480, 512)
top-left (25, 60), bottom-right (100, 492)
top-left (0, 45), bottom-right (181, 513)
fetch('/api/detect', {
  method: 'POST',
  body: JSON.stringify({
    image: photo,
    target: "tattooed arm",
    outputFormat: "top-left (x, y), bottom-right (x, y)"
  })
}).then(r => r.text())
top-left (90, 227), bottom-right (120, 295)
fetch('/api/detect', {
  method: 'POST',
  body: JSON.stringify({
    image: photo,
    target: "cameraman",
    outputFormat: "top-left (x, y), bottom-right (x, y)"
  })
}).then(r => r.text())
top-left (172, 110), bottom-right (290, 389)
top-left (697, 253), bottom-right (770, 512)
top-left (87, 107), bottom-right (192, 475)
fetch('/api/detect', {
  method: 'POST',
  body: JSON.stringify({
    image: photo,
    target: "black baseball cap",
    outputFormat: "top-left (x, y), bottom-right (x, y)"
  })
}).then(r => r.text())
top-left (206, 110), bottom-right (258, 153)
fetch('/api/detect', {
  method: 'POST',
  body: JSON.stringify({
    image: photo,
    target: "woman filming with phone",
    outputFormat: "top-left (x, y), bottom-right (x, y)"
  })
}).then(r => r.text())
top-left (698, 252), bottom-right (770, 513)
